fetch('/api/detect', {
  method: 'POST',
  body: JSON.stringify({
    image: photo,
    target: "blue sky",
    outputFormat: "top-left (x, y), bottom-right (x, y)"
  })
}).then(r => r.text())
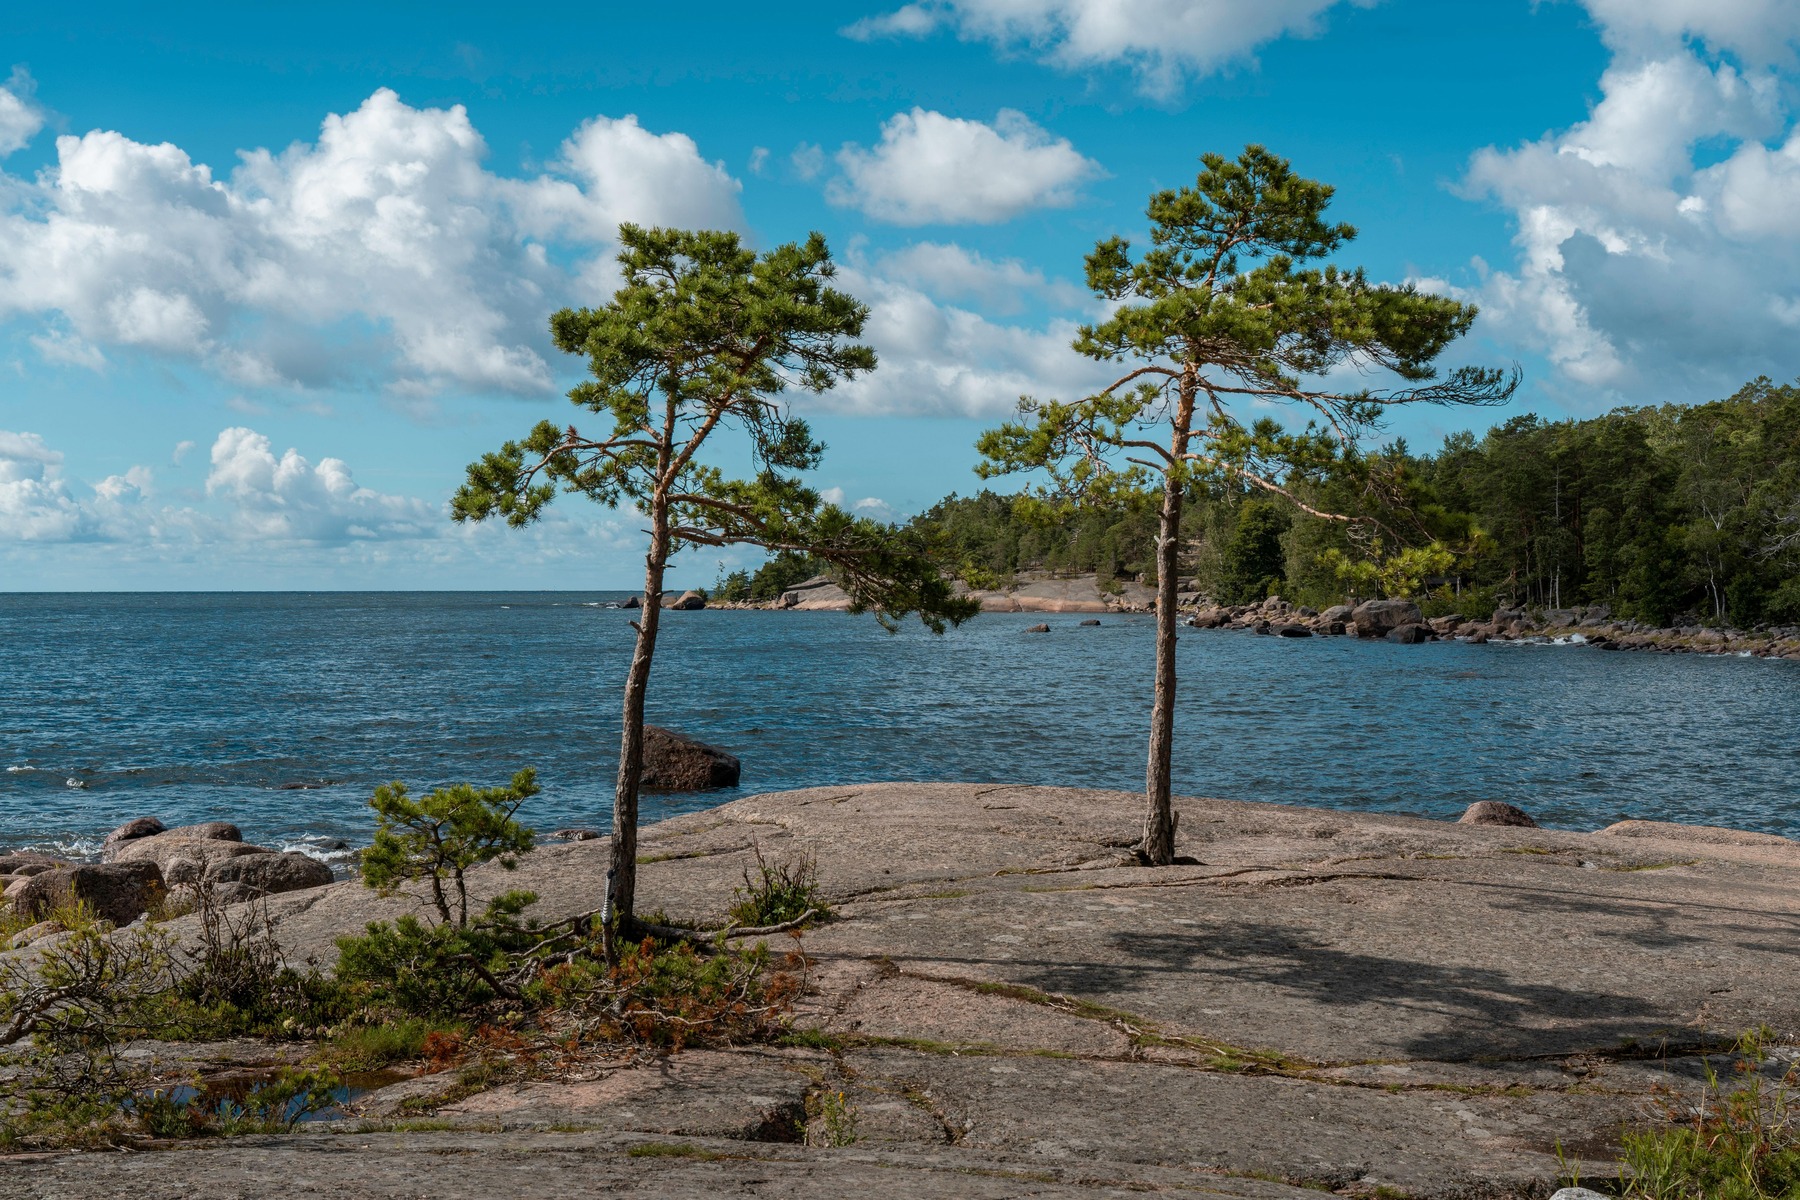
top-left (3, 0), bottom-right (1798, 589)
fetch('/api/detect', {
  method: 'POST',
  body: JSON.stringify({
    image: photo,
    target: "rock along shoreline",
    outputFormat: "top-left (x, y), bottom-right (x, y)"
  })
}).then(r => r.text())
top-left (8, 783), bottom-right (1800, 1197)
top-left (667, 569), bottom-right (1800, 662)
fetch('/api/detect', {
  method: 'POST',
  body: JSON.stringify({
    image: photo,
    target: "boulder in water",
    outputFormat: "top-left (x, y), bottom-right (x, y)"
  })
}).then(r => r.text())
top-left (1385, 623), bottom-right (1432, 644)
top-left (101, 816), bottom-right (165, 856)
top-left (205, 850), bottom-right (334, 896)
top-left (641, 726), bottom-right (741, 791)
top-left (1458, 801), bottom-right (1538, 828)
top-left (111, 832), bottom-right (264, 881)
top-left (1352, 599), bottom-right (1423, 638)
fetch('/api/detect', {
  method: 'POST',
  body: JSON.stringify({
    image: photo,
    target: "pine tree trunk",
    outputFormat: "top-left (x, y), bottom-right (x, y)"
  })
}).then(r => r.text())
top-left (1142, 374), bottom-right (1196, 866)
top-left (605, 503), bottom-right (668, 962)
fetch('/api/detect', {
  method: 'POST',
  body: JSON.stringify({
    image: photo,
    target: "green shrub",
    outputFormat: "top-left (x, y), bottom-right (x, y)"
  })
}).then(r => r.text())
top-left (532, 936), bottom-right (802, 1052)
top-left (361, 769), bottom-right (538, 929)
top-left (729, 845), bottom-right (827, 929)
top-left (319, 1018), bottom-right (443, 1072)
top-left (333, 890), bottom-right (542, 1018)
top-left (1621, 1034), bottom-right (1800, 1199)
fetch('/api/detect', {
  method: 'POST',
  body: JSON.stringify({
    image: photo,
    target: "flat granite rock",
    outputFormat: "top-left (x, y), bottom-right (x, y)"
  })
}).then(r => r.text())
top-left (14, 782), bottom-right (1800, 1198)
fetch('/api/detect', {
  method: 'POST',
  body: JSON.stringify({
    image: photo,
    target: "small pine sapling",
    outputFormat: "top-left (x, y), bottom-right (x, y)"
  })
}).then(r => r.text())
top-left (360, 768), bottom-right (539, 929)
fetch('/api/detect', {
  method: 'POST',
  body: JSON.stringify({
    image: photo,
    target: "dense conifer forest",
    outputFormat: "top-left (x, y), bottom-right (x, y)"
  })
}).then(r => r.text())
top-left (896, 377), bottom-right (1800, 627)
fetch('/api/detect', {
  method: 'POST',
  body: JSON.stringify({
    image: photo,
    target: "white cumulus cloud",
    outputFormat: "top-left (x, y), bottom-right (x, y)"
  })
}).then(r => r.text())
top-left (870, 241), bottom-right (1090, 314)
top-left (1580, 0), bottom-right (1800, 60)
top-left (1450, 19), bottom-right (1800, 398)
top-left (0, 69), bottom-right (44, 157)
top-left (0, 426), bottom-right (440, 545)
top-left (843, 0), bottom-right (1379, 95)
top-left (0, 431), bottom-right (89, 541)
top-left (0, 89), bottom-right (744, 398)
top-left (817, 263), bottom-right (1113, 417)
top-left (204, 427), bottom-right (438, 542)
top-left (829, 108), bottom-right (1101, 225)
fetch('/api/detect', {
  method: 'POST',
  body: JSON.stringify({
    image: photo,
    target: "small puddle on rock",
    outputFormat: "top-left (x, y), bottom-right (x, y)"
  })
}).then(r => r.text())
top-left (139, 1067), bottom-right (412, 1124)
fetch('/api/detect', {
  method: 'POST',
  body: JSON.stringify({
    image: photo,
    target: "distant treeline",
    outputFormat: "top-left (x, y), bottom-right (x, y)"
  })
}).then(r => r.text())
top-left (897, 377), bottom-right (1800, 627)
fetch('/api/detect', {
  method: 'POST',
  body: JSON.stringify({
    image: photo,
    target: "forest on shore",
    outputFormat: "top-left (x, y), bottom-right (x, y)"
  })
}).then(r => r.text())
top-left (717, 377), bottom-right (1800, 628)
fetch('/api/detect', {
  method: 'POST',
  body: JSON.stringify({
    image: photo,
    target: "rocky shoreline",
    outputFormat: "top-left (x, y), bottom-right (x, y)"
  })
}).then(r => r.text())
top-left (1184, 594), bottom-right (1800, 660)
top-left (2, 819), bottom-right (336, 950)
top-left (698, 570), bottom-right (1800, 662)
top-left (8, 782), bottom-right (1800, 1197)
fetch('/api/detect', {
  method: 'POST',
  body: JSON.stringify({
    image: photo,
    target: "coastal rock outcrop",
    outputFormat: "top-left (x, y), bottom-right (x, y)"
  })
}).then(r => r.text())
top-left (101, 816), bottom-right (166, 855)
top-left (663, 590), bottom-right (707, 610)
top-left (206, 850), bottom-right (335, 894)
top-left (1458, 801), bottom-right (1538, 827)
top-left (15, 860), bottom-right (166, 926)
top-left (68, 781), bottom-right (1800, 1199)
top-left (641, 725), bottom-right (742, 791)
top-left (112, 833), bottom-right (266, 882)
top-left (1598, 819), bottom-right (1793, 846)
top-left (1352, 599), bottom-right (1423, 638)
top-left (103, 820), bottom-right (333, 899)
top-left (777, 576), bottom-right (852, 611)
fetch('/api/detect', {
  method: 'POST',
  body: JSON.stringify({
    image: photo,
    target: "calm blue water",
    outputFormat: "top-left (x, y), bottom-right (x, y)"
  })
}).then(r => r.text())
top-left (2, 592), bottom-right (1797, 865)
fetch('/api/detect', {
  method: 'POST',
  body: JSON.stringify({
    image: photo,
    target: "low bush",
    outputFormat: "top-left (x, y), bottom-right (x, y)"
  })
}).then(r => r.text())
top-left (729, 845), bottom-right (827, 929)
top-left (0, 768), bottom-right (824, 1148)
top-left (1619, 1030), bottom-right (1800, 1199)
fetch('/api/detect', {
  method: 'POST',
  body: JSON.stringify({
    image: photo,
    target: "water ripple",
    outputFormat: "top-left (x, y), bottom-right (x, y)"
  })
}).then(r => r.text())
top-left (0, 592), bottom-right (1795, 854)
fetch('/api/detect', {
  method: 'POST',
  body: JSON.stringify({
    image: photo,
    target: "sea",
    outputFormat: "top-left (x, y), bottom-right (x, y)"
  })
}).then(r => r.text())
top-left (3, 592), bottom-right (1797, 870)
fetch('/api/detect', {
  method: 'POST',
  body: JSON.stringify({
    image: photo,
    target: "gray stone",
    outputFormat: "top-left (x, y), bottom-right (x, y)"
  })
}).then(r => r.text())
top-left (1384, 622), bottom-right (1431, 644)
top-left (164, 821), bottom-right (243, 842)
top-left (111, 832), bottom-right (268, 882)
top-left (80, 782), bottom-right (1800, 1199)
top-left (1600, 819), bottom-right (1792, 846)
top-left (663, 589), bottom-right (707, 611)
top-left (14, 860), bottom-right (166, 926)
top-left (641, 725), bottom-right (742, 791)
top-left (205, 849), bottom-right (334, 896)
top-left (1079, 619), bottom-right (1101, 627)
top-left (1319, 604), bottom-right (1353, 624)
top-left (6, 919), bottom-right (70, 950)
top-left (100, 816), bottom-right (165, 856)
top-left (1352, 599), bottom-right (1423, 638)
top-left (1273, 623), bottom-right (1313, 638)
top-left (1550, 1190), bottom-right (1611, 1200)
top-left (1025, 623), bottom-right (1050, 633)
top-left (1458, 801), bottom-right (1538, 828)
top-left (0, 854), bottom-right (63, 877)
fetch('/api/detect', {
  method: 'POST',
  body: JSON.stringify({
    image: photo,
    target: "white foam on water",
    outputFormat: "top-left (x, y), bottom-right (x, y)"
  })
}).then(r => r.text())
top-left (278, 835), bottom-right (359, 865)
top-left (4, 765), bottom-right (33, 772)
top-left (14, 835), bottom-right (102, 861)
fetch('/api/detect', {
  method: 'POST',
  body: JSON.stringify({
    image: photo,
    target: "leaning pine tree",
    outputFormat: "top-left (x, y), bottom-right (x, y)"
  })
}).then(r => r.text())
top-left (977, 146), bottom-right (1517, 865)
top-left (455, 225), bottom-right (976, 955)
